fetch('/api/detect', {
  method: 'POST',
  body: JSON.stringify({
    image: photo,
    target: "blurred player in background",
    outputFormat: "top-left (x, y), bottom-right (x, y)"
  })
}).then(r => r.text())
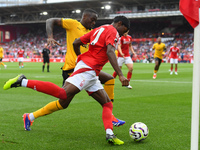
top-left (17, 47), bottom-right (25, 68)
top-left (0, 45), bottom-right (7, 69)
top-left (41, 43), bottom-right (51, 72)
top-left (152, 37), bottom-right (166, 79)
top-left (3, 16), bottom-right (130, 145)
top-left (112, 31), bottom-right (135, 89)
top-left (168, 42), bottom-right (180, 75)
top-left (46, 8), bottom-right (125, 126)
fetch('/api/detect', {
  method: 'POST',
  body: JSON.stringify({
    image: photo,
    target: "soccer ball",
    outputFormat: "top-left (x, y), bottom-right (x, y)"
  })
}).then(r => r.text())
top-left (129, 122), bottom-right (149, 142)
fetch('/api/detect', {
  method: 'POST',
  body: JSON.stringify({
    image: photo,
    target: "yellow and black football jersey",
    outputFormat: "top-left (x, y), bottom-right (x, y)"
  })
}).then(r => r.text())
top-left (0, 47), bottom-right (4, 58)
top-left (152, 43), bottom-right (166, 59)
top-left (61, 18), bottom-right (91, 71)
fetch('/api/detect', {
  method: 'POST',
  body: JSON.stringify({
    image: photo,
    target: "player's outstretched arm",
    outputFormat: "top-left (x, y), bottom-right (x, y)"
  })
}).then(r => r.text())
top-left (107, 44), bottom-right (129, 86)
top-left (46, 18), bottom-right (62, 46)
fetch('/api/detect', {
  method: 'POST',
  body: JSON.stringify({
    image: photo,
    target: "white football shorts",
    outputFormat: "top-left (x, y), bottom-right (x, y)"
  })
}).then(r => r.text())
top-left (66, 60), bottom-right (103, 92)
top-left (117, 57), bottom-right (133, 66)
top-left (18, 57), bottom-right (24, 62)
top-left (170, 58), bottom-right (178, 64)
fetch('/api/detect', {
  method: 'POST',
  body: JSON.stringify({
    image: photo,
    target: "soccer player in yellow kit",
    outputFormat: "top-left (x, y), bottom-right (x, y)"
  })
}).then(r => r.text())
top-left (46, 8), bottom-right (125, 126)
top-left (152, 37), bottom-right (166, 79)
top-left (0, 45), bottom-right (7, 69)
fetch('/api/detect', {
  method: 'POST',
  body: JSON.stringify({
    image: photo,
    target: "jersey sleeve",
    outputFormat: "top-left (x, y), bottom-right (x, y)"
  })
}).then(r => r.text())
top-left (80, 31), bottom-right (92, 44)
top-left (105, 29), bottom-right (118, 47)
top-left (61, 18), bottom-right (77, 30)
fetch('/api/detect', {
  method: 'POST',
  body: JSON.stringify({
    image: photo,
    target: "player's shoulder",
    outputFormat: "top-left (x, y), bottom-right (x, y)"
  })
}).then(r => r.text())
top-left (162, 42), bottom-right (166, 46)
top-left (61, 18), bottom-right (79, 27)
top-left (127, 35), bottom-right (132, 38)
top-left (153, 43), bottom-right (157, 46)
top-left (62, 18), bottom-right (78, 23)
top-left (95, 25), bottom-right (117, 35)
top-left (102, 24), bottom-right (115, 30)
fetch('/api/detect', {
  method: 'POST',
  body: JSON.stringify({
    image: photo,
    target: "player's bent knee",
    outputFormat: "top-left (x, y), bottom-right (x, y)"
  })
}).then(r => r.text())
top-left (129, 68), bottom-right (133, 72)
top-left (104, 78), bottom-right (115, 85)
top-left (59, 99), bottom-right (69, 109)
top-left (109, 75), bottom-right (114, 80)
top-left (99, 72), bottom-right (114, 84)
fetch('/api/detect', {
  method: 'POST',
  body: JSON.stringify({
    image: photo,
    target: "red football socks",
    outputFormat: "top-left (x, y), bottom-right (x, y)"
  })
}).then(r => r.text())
top-left (113, 71), bottom-right (117, 78)
top-left (27, 80), bottom-right (67, 100)
top-left (102, 102), bottom-right (113, 130)
top-left (127, 71), bottom-right (132, 81)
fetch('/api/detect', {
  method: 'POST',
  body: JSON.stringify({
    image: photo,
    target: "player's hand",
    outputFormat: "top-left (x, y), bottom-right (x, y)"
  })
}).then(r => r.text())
top-left (121, 53), bottom-right (125, 58)
top-left (119, 75), bottom-right (129, 86)
top-left (47, 38), bottom-right (61, 46)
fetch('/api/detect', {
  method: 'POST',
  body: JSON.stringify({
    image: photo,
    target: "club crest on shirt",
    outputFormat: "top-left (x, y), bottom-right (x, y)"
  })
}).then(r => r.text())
top-left (80, 79), bottom-right (85, 87)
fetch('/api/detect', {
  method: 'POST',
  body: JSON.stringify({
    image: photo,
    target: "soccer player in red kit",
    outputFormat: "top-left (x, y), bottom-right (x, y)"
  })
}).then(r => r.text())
top-left (168, 43), bottom-right (180, 75)
top-left (112, 31), bottom-right (135, 89)
top-left (3, 16), bottom-right (130, 145)
top-left (17, 47), bottom-right (25, 68)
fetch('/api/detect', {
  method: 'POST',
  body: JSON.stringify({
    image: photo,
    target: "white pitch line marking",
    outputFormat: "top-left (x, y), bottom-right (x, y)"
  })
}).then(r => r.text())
top-left (131, 79), bottom-right (192, 84)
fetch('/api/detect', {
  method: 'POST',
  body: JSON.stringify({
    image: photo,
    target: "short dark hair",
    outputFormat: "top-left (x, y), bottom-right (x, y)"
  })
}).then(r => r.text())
top-left (83, 8), bottom-right (98, 15)
top-left (113, 16), bottom-right (130, 30)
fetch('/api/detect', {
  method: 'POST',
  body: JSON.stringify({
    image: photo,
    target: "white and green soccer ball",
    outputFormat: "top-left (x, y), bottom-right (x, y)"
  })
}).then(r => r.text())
top-left (129, 122), bottom-right (149, 142)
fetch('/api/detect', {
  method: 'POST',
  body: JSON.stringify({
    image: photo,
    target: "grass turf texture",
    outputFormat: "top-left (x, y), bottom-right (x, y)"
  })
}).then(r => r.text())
top-left (0, 62), bottom-right (193, 150)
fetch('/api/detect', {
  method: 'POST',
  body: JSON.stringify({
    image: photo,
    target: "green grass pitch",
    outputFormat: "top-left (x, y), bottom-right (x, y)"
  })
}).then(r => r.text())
top-left (0, 62), bottom-right (193, 149)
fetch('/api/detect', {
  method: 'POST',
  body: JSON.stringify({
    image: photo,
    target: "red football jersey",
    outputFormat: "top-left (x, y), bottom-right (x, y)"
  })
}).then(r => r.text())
top-left (17, 49), bottom-right (24, 57)
top-left (169, 46), bottom-right (180, 59)
top-left (78, 25), bottom-right (119, 75)
top-left (118, 35), bottom-right (132, 57)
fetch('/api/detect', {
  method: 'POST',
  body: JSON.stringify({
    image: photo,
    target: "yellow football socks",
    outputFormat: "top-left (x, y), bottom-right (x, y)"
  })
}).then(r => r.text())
top-left (104, 79), bottom-right (115, 101)
top-left (154, 70), bottom-right (158, 74)
top-left (1, 62), bottom-right (5, 66)
top-left (33, 100), bottom-right (63, 119)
